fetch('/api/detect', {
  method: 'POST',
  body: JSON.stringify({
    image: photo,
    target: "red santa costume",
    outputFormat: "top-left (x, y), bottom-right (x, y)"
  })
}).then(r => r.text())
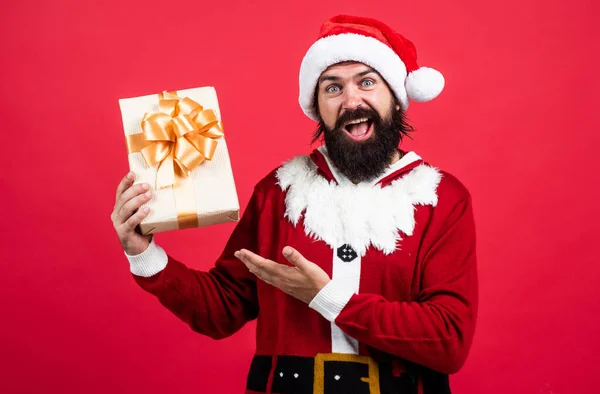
top-left (126, 15), bottom-right (478, 394)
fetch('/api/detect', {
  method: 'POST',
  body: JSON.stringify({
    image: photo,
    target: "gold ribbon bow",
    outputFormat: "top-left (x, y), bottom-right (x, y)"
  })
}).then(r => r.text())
top-left (126, 91), bottom-right (224, 230)
top-left (126, 91), bottom-right (224, 188)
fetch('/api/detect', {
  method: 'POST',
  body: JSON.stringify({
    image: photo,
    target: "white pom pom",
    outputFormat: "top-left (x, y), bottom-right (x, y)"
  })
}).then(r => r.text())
top-left (405, 67), bottom-right (445, 102)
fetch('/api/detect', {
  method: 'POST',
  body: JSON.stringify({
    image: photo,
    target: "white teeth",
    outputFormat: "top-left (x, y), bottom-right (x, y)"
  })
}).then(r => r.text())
top-left (346, 118), bottom-right (369, 126)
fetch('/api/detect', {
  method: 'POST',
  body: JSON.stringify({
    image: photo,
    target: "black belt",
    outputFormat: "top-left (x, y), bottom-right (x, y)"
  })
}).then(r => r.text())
top-left (246, 354), bottom-right (451, 394)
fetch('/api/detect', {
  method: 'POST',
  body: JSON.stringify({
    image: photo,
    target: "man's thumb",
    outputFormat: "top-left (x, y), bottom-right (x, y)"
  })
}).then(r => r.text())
top-left (282, 246), bottom-right (308, 269)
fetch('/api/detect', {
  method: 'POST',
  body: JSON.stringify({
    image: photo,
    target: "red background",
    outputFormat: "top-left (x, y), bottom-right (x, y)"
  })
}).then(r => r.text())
top-left (1, 0), bottom-right (599, 393)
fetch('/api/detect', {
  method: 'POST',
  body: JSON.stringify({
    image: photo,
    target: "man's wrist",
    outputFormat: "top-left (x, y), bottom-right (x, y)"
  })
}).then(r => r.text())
top-left (124, 237), bottom-right (168, 277)
top-left (123, 234), bottom-right (153, 256)
top-left (309, 280), bottom-right (355, 322)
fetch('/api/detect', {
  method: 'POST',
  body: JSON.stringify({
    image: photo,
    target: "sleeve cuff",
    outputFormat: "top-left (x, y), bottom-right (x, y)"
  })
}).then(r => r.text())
top-left (308, 280), bottom-right (355, 322)
top-left (124, 238), bottom-right (168, 277)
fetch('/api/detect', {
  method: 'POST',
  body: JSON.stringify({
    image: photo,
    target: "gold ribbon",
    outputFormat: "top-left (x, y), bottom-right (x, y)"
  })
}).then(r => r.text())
top-left (126, 91), bottom-right (224, 230)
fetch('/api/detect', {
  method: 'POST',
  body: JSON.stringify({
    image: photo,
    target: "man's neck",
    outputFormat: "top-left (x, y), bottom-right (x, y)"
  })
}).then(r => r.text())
top-left (390, 149), bottom-right (403, 164)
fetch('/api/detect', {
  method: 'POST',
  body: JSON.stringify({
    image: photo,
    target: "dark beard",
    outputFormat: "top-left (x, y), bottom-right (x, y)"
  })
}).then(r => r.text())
top-left (319, 104), bottom-right (408, 183)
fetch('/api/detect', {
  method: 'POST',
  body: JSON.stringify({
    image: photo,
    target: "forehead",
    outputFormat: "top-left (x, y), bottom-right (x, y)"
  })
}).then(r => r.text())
top-left (320, 61), bottom-right (376, 78)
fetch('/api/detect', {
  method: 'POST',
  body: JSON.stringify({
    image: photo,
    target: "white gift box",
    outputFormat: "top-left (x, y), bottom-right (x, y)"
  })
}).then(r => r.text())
top-left (118, 86), bottom-right (240, 234)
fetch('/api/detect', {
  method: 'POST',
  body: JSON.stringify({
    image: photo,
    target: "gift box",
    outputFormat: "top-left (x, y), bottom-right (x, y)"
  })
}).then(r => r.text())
top-left (118, 87), bottom-right (240, 235)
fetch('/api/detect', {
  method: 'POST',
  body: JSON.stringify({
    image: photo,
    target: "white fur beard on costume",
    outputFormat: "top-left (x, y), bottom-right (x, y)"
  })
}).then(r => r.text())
top-left (275, 154), bottom-right (442, 256)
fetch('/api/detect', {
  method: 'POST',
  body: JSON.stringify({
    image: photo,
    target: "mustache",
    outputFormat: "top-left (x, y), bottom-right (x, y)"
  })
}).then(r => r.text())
top-left (323, 104), bottom-right (403, 183)
top-left (334, 107), bottom-right (381, 131)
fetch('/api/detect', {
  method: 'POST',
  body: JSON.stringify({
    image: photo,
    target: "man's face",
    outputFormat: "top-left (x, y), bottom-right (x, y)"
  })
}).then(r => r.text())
top-left (315, 62), bottom-right (405, 182)
top-left (317, 62), bottom-right (397, 136)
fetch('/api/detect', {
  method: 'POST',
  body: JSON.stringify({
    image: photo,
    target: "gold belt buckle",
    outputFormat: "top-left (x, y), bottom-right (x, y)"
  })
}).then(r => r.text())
top-left (313, 353), bottom-right (381, 394)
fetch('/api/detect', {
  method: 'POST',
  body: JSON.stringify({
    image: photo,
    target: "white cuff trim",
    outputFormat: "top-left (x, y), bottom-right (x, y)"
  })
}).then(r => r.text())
top-left (309, 280), bottom-right (355, 322)
top-left (125, 238), bottom-right (168, 277)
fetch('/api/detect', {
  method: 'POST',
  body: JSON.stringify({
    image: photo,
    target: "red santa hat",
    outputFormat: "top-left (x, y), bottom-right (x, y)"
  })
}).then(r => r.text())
top-left (299, 15), bottom-right (445, 120)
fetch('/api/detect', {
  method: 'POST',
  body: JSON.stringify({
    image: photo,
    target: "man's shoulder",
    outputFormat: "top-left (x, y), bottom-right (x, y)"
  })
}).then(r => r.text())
top-left (252, 168), bottom-right (280, 195)
top-left (429, 165), bottom-right (472, 205)
top-left (253, 154), bottom-right (314, 194)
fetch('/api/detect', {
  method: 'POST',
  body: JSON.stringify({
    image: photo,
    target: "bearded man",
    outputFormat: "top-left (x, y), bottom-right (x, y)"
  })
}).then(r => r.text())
top-left (111, 15), bottom-right (478, 394)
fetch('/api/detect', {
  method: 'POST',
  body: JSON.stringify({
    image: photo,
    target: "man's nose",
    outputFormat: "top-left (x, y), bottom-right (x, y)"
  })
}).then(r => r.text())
top-left (341, 86), bottom-right (363, 110)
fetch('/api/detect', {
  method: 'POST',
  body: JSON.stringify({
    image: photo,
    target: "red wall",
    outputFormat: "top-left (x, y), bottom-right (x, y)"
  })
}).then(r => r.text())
top-left (2, 1), bottom-right (599, 393)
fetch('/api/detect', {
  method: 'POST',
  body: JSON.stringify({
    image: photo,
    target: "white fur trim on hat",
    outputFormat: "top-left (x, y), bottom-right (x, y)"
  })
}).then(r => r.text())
top-left (299, 33), bottom-right (409, 121)
top-left (405, 67), bottom-right (445, 102)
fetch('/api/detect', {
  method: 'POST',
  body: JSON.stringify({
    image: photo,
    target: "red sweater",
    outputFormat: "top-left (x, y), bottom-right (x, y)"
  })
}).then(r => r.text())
top-left (126, 148), bottom-right (478, 393)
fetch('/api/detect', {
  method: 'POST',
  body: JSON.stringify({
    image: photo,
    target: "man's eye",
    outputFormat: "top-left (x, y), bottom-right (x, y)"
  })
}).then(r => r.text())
top-left (362, 79), bottom-right (374, 87)
top-left (326, 85), bottom-right (340, 93)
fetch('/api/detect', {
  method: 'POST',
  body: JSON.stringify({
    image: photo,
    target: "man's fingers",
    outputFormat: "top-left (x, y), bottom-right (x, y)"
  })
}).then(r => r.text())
top-left (113, 173), bottom-right (135, 221)
top-left (282, 246), bottom-right (310, 270)
top-left (116, 172), bottom-right (135, 202)
top-left (237, 254), bottom-right (272, 283)
top-left (122, 206), bottom-right (150, 232)
top-left (117, 190), bottom-right (152, 225)
top-left (113, 182), bottom-right (150, 222)
top-left (236, 249), bottom-right (267, 267)
top-left (235, 249), bottom-right (281, 283)
top-left (235, 250), bottom-right (265, 271)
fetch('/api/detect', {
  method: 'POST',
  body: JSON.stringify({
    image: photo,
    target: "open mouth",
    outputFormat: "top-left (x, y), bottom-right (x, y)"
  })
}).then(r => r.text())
top-left (343, 117), bottom-right (374, 141)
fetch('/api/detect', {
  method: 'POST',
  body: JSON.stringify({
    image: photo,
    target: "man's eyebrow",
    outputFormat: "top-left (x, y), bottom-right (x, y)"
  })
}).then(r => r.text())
top-left (318, 67), bottom-right (379, 85)
top-left (356, 68), bottom-right (377, 78)
top-left (318, 74), bottom-right (340, 85)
